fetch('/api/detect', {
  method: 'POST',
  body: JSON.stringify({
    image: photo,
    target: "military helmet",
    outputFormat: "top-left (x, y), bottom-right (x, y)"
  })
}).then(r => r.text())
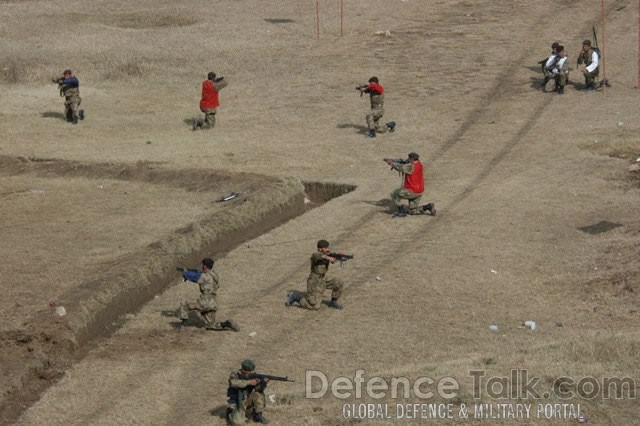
top-left (207, 71), bottom-right (216, 80)
top-left (368, 76), bottom-right (379, 83)
top-left (582, 39), bottom-right (592, 46)
top-left (241, 359), bottom-right (256, 371)
top-left (408, 152), bottom-right (420, 160)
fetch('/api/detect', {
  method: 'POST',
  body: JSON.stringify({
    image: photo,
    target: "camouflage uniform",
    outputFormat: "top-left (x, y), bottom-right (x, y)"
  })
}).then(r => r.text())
top-left (177, 269), bottom-right (220, 329)
top-left (391, 162), bottom-right (423, 214)
top-left (299, 251), bottom-right (344, 310)
top-left (53, 74), bottom-right (82, 122)
top-left (227, 370), bottom-right (267, 424)
top-left (200, 79), bottom-right (228, 129)
top-left (366, 91), bottom-right (387, 133)
top-left (577, 46), bottom-right (599, 88)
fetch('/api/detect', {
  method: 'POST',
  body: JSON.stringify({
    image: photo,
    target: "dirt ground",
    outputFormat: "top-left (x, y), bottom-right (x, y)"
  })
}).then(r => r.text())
top-left (1, 0), bottom-right (639, 424)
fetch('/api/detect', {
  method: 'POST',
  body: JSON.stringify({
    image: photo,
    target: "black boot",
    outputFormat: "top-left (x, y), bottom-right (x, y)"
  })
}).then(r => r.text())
top-left (253, 412), bottom-right (269, 424)
top-left (79, 109), bottom-right (85, 120)
top-left (285, 292), bottom-right (302, 307)
top-left (219, 320), bottom-right (240, 331)
top-left (368, 129), bottom-right (376, 138)
top-left (557, 86), bottom-right (564, 95)
top-left (422, 203), bottom-right (436, 216)
top-left (393, 206), bottom-right (407, 218)
top-left (385, 121), bottom-right (396, 132)
top-left (327, 299), bottom-right (343, 310)
top-left (192, 119), bottom-right (199, 131)
top-left (72, 115), bottom-right (78, 125)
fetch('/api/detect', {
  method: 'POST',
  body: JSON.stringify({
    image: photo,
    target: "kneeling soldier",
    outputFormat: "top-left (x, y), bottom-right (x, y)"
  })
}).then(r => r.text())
top-left (286, 240), bottom-right (344, 310)
top-left (227, 359), bottom-right (269, 424)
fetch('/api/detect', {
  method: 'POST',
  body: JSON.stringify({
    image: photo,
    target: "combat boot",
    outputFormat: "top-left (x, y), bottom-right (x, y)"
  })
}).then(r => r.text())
top-left (285, 293), bottom-right (302, 307)
top-left (176, 318), bottom-right (189, 331)
top-left (393, 206), bottom-right (407, 218)
top-left (78, 109), bottom-right (85, 120)
top-left (192, 119), bottom-right (199, 131)
top-left (368, 129), bottom-right (376, 138)
top-left (72, 115), bottom-right (78, 125)
top-left (327, 299), bottom-right (343, 310)
top-left (385, 121), bottom-right (396, 132)
top-left (422, 203), bottom-right (436, 216)
top-left (221, 319), bottom-right (240, 332)
top-left (252, 412), bottom-right (270, 424)
top-left (557, 86), bottom-right (564, 95)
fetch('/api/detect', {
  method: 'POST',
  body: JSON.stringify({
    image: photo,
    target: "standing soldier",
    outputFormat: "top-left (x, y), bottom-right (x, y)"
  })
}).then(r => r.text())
top-left (577, 40), bottom-right (599, 91)
top-left (384, 152), bottom-right (435, 217)
top-left (286, 240), bottom-right (345, 310)
top-left (52, 69), bottom-right (84, 124)
top-left (193, 71), bottom-right (228, 130)
top-left (227, 359), bottom-right (270, 424)
top-left (357, 76), bottom-right (395, 138)
top-left (176, 258), bottom-right (239, 331)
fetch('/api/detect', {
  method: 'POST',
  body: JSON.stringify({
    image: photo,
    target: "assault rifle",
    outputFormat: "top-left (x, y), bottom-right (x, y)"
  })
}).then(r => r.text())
top-left (329, 252), bottom-right (354, 268)
top-left (384, 158), bottom-right (409, 165)
top-left (356, 84), bottom-right (368, 97)
top-left (240, 373), bottom-right (295, 383)
top-left (214, 76), bottom-right (224, 83)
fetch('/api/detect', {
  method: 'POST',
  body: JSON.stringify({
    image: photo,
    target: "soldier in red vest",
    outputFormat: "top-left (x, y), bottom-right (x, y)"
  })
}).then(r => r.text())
top-left (384, 152), bottom-right (435, 217)
top-left (193, 71), bottom-right (228, 130)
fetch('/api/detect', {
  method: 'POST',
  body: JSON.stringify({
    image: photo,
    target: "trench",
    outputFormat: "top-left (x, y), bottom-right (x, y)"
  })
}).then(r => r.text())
top-left (0, 155), bottom-right (356, 422)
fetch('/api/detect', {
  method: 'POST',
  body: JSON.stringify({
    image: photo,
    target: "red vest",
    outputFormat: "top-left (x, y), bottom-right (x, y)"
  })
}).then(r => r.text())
top-left (404, 160), bottom-right (424, 193)
top-left (200, 80), bottom-right (219, 109)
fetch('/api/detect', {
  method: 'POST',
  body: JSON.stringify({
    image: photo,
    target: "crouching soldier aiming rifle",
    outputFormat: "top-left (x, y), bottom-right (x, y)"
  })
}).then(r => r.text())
top-left (51, 69), bottom-right (84, 124)
top-left (286, 240), bottom-right (348, 310)
top-left (385, 153), bottom-right (435, 217)
top-left (227, 359), bottom-right (294, 424)
top-left (175, 258), bottom-right (239, 331)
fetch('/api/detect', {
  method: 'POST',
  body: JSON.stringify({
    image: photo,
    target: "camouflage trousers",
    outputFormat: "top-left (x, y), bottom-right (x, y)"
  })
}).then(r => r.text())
top-left (228, 390), bottom-right (266, 425)
top-left (583, 68), bottom-right (599, 86)
top-left (64, 95), bottom-right (81, 120)
top-left (366, 108), bottom-right (387, 132)
top-left (392, 188), bottom-right (423, 214)
top-left (200, 107), bottom-right (217, 129)
top-left (178, 295), bottom-right (217, 328)
top-left (300, 274), bottom-right (343, 310)
top-left (554, 71), bottom-right (569, 87)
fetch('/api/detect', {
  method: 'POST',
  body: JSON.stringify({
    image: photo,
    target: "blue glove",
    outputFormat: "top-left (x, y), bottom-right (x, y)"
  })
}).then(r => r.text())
top-left (183, 269), bottom-right (201, 283)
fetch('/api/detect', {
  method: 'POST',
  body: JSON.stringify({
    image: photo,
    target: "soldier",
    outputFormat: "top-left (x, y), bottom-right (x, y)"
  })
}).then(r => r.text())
top-left (577, 39), bottom-right (599, 91)
top-left (176, 258), bottom-right (239, 331)
top-left (357, 76), bottom-right (395, 138)
top-left (551, 46), bottom-right (569, 95)
top-left (193, 71), bottom-right (228, 130)
top-left (227, 359), bottom-right (270, 424)
top-left (51, 69), bottom-right (84, 124)
top-left (286, 240), bottom-right (344, 310)
top-left (385, 152), bottom-right (435, 217)
top-left (540, 42), bottom-right (560, 90)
